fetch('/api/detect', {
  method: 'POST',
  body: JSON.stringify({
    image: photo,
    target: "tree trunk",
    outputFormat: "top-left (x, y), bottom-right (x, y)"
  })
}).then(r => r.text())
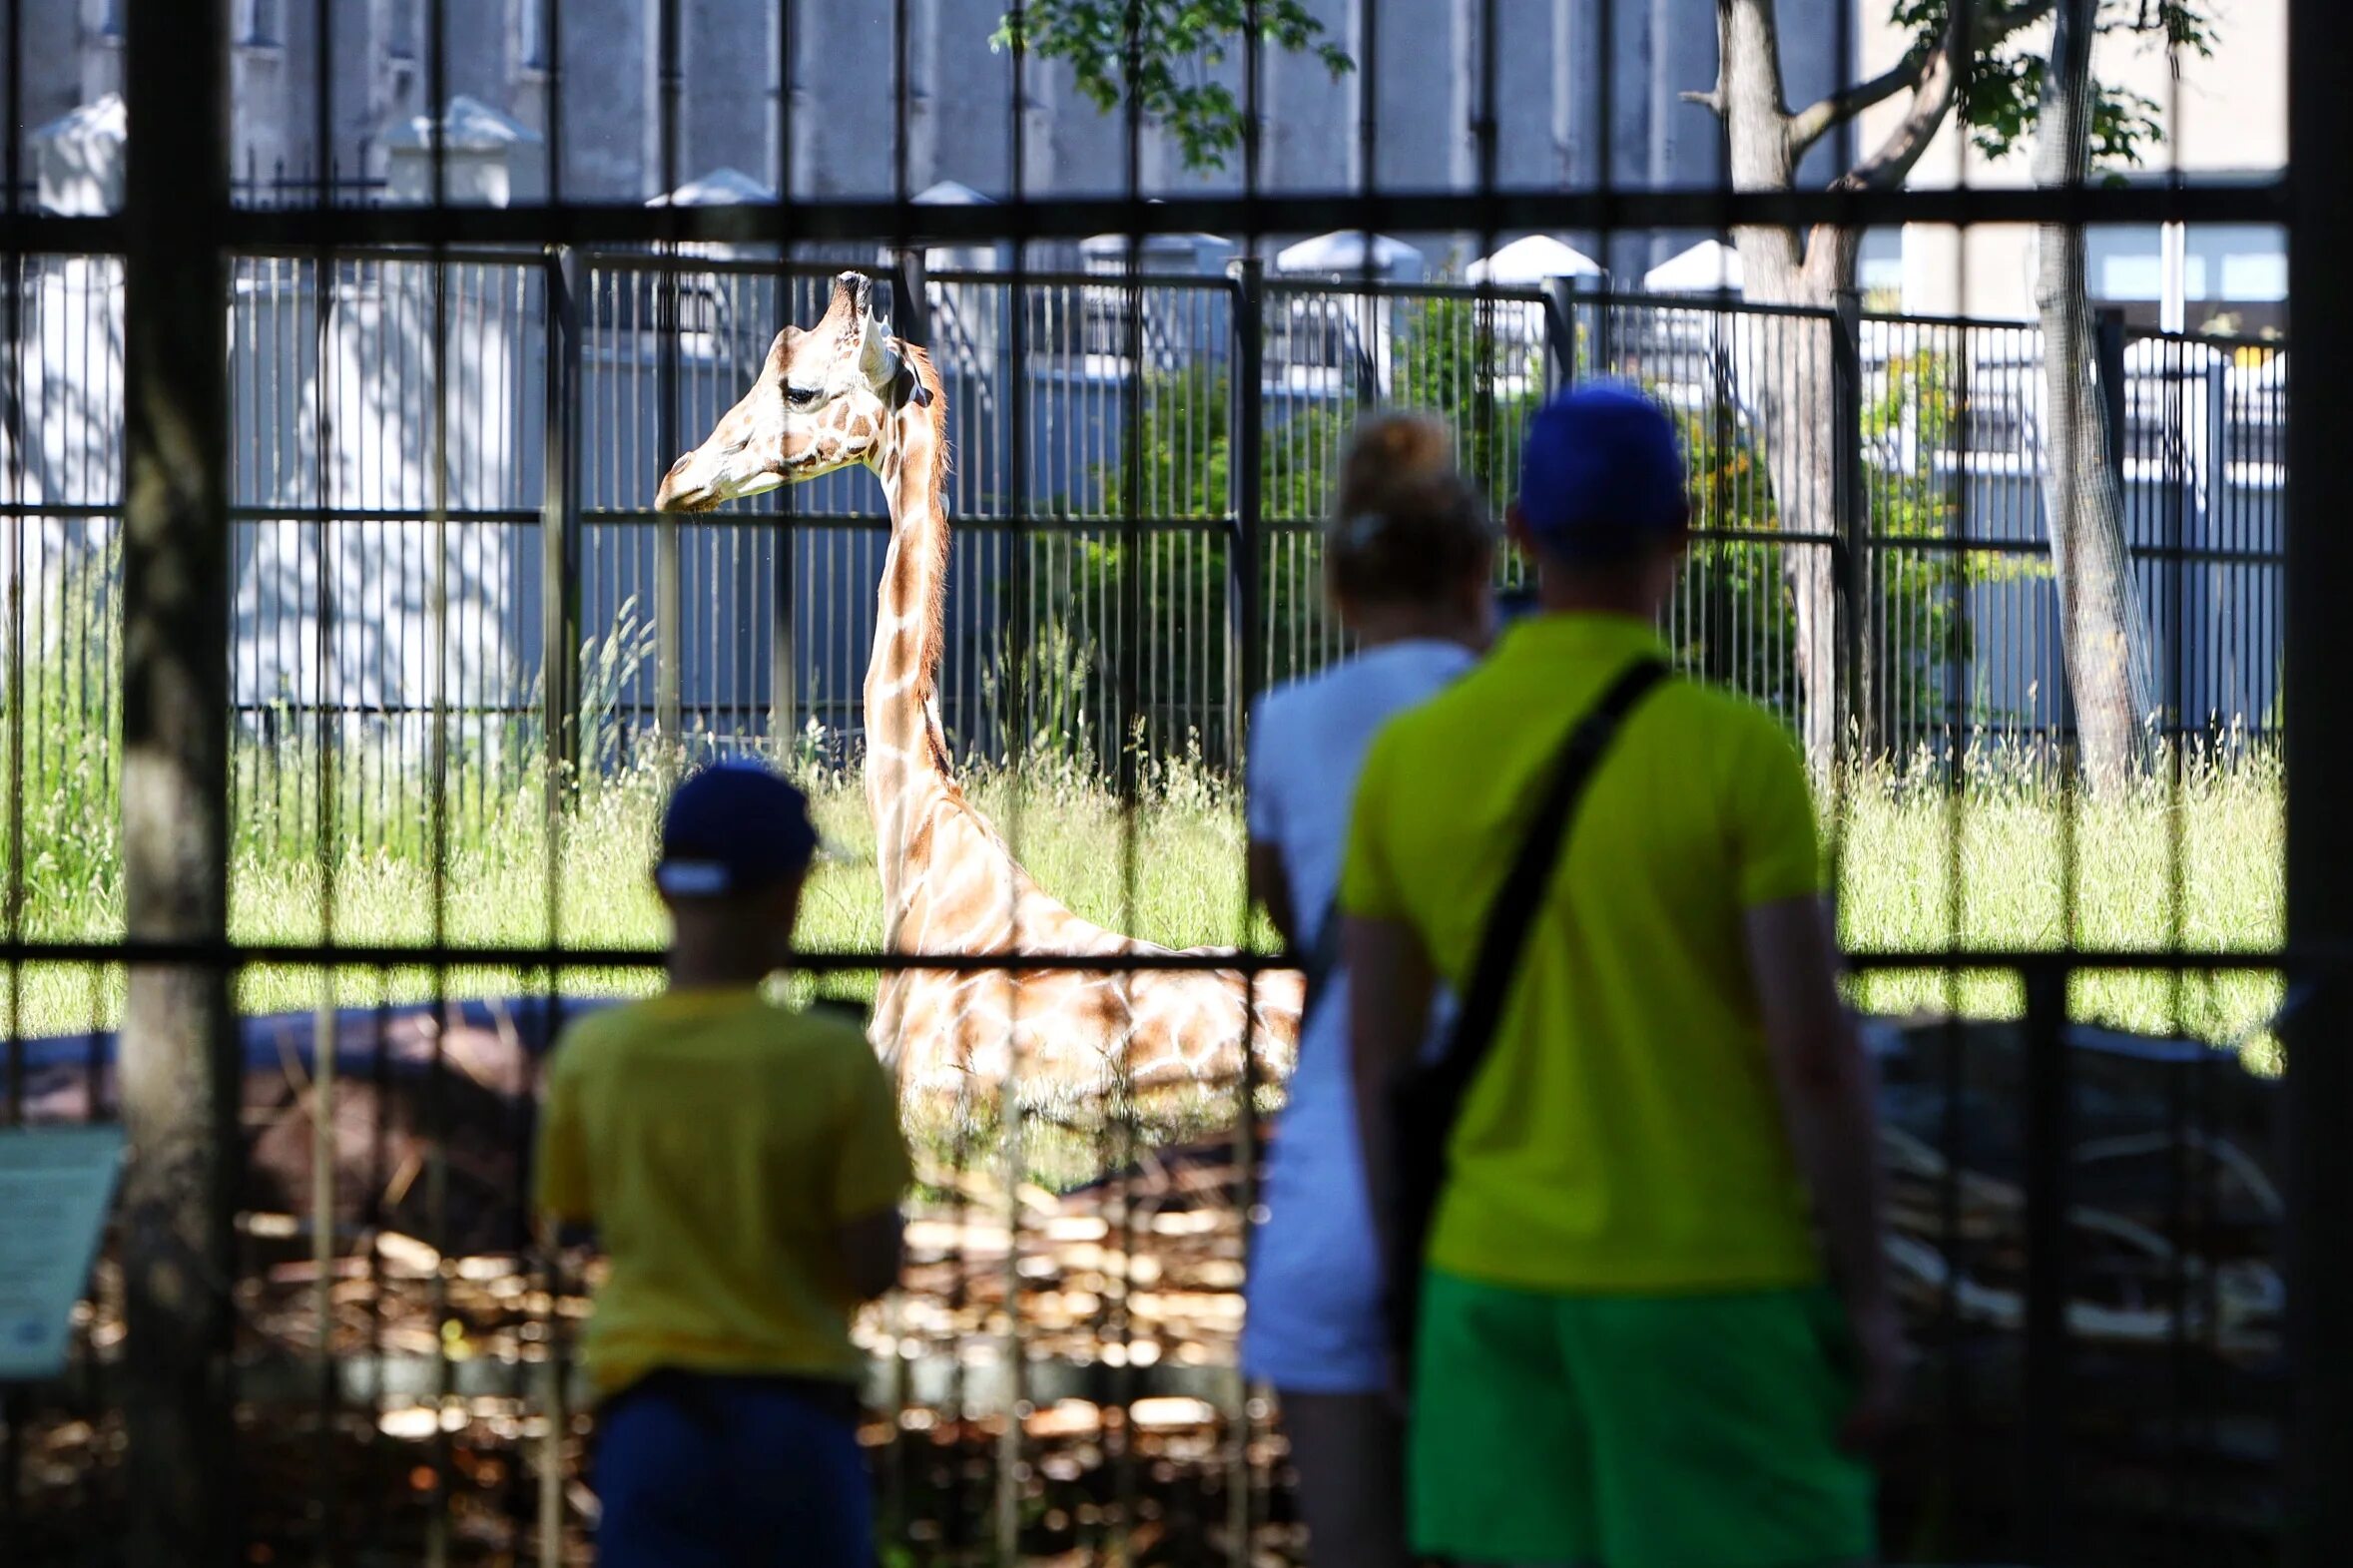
top-left (1747, 299), bottom-right (1847, 775)
top-left (1717, 0), bottom-right (1850, 774)
top-left (2034, 0), bottom-right (2154, 784)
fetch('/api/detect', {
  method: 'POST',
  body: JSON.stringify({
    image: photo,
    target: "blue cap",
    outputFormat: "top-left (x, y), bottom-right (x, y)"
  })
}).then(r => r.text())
top-left (1516, 383), bottom-right (1690, 561)
top-left (656, 762), bottom-right (820, 897)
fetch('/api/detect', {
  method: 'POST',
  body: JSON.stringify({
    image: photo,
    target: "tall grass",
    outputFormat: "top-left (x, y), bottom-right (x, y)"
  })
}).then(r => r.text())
top-left (0, 715), bottom-right (2284, 1053)
top-left (1835, 741), bottom-right (2284, 1064)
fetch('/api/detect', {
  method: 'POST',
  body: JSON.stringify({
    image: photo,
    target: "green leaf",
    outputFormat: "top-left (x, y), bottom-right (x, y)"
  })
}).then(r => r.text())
top-left (1882, 0), bottom-right (2215, 171)
top-left (998, 1), bottom-right (1357, 174)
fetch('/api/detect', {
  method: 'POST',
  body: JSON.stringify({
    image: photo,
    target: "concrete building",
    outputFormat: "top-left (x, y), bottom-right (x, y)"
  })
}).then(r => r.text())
top-left (1854, 0), bottom-right (2287, 332)
top-left (19, 0), bottom-right (1855, 275)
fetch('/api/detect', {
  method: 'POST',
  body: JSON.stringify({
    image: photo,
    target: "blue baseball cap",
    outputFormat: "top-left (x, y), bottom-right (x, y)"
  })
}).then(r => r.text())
top-left (1516, 383), bottom-right (1690, 561)
top-left (656, 762), bottom-right (820, 897)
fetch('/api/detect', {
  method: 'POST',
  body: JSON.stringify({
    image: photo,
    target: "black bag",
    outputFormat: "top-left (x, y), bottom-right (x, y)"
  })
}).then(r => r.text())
top-left (1383, 657), bottom-right (1670, 1366)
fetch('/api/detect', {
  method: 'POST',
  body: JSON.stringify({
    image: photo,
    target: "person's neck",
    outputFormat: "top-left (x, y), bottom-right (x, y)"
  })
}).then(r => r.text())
top-left (1348, 603), bottom-right (1477, 651)
top-left (666, 942), bottom-right (776, 992)
top-left (1533, 576), bottom-right (1659, 621)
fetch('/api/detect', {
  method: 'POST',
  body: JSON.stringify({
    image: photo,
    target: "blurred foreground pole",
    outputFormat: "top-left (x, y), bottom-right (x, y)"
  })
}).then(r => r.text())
top-left (2284, 1), bottom-right (2353, 1565)
top-left (118, 0), bottom-right (237, 1562)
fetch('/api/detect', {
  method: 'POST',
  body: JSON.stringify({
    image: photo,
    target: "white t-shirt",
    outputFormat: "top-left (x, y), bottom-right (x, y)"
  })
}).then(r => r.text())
top-left (1240, 638), bottom-right (1474, 1393)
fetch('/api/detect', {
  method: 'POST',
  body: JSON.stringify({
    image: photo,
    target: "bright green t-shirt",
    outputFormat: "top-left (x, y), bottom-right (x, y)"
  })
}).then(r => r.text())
top-left (534, 988), bottom-right (911, 1397)
top-left (1341, 613), bottom-right (1824, 1295)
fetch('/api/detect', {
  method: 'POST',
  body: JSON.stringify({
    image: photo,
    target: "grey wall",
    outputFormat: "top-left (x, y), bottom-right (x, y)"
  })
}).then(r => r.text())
top-left (18, 0), bottom-right (1856, 266)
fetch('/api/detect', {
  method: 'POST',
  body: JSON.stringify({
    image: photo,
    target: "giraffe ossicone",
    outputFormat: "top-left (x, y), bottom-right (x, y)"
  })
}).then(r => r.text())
top-left (656, 271), bottom-right (1303, 1099)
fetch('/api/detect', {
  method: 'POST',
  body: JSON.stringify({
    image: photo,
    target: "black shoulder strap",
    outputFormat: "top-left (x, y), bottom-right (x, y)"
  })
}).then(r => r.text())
top-left (1296, 892), bottom-right (1345, 1025)
top-left (1429, 656), bottom-right (1671, 1095)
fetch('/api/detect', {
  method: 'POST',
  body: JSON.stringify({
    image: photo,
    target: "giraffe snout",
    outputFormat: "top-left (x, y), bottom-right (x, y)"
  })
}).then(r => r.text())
top-left (655, 448), bottom-right (716, 513)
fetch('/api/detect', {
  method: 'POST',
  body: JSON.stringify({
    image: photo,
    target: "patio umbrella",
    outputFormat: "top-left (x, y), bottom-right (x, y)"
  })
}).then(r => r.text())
top-left (1643, 239), bottom-right (1746, 294)
top-left (1467, 234), bottom-right (1603, 284)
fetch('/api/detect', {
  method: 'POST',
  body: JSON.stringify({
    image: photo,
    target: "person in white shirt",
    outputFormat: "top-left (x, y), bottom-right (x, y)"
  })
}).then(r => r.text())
top-left (1242, 415), bottom-right (1496, 1567)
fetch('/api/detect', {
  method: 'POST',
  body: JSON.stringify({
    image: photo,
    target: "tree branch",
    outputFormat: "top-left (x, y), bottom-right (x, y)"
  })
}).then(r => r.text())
top-left (1982, 0), bottom-right (2060, 45)
top-left (1683, 87), bottom-right (1727, 115)
top-left (1830, 0), bottom-right (2059, 196)
top-left (1787, 55), bottom-right (1930, 161)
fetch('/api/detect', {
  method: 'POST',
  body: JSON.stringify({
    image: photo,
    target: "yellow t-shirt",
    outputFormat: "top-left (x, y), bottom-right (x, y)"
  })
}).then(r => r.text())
top-left (1341, 613), bottom-right (1824, 1294)
top-left (534, 988), bottom-right (911, 1396)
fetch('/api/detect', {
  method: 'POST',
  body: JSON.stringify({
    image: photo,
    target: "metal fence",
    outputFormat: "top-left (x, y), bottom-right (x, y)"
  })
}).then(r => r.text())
top-left (2, 1), bottom-right (2345, 1566)
top-left (0, 253), bottom-right (2291, 862)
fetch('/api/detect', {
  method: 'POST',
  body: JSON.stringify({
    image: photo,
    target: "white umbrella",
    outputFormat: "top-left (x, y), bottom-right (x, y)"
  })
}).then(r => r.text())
top-left (1274, 230), bottom-right (1425, 278)
top-left (644, 167), bottom-right (776, 207)
top-left (1466, 235), bottom-right (1603, 285)
top-left (1643, 240), bottom-right (1745, 294)
top-left (912, 179), bottom-right (994, 207)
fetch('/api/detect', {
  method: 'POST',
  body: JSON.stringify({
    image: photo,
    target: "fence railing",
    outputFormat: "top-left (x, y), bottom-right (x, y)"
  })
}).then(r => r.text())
top-left (0, 252), bottom-right (2287, 859)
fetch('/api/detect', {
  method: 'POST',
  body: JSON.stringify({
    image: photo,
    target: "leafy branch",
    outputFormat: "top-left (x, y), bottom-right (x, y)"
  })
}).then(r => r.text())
top-left (994, 1), bottom-right (1354, 174)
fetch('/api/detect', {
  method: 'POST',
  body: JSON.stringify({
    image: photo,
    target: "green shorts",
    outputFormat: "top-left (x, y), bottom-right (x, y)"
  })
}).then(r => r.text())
top-left (1411, 1269), bottom-right (1876, 1568)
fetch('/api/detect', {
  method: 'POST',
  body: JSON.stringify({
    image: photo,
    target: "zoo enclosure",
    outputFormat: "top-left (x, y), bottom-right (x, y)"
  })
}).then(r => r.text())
top-left (0, 250), bottom-right (2288, 856)
top-left (1, 0), bottom-right (2348, 1566)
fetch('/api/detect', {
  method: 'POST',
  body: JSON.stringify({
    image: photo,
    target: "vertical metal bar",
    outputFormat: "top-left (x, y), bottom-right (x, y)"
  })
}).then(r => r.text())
top-left (1833, 297), bottom-right (1870, 759)
top-left (118, 0), bottom-right (237, 1562)
top-left (1, 3), bottom-right (22, 1142)
top-left (0, 0), bottom-right (24, 1535)
top-left (2284, 4), bottom-right (2353, 1565)
top-left (310, 4), bottom-right (346, 1556)
top-left (542, 0), bottom-right (563, 206)
top-left (655, 0), bottom-right (684, 753)
top-left (543, 248), bottom-right (579, 808)
top-left (1228, 261), bottom-right (1263, 780)
top-left (2020, 959), bottom-right (2073, 1564)
top-left (994, 18), bottom-right (1033, 1556)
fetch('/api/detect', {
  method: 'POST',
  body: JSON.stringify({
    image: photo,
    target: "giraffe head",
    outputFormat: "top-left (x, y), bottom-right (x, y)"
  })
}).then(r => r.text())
top-left (653, 270), bottom-right (931, 514)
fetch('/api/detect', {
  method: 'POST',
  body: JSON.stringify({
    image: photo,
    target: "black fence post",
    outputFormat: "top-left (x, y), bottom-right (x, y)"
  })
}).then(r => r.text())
top-left (1541, 274), bottom-right (1580, 392)
top-left (2020, 959), bottom-right (2074, 1564)
top-left (655, 261), bottom-right (685, 755)
top-left (2284, 3), bottom-right (2353, 1564)
top-left (1833, 291), bottom-right (1872, 761)
top-left (1228, 258), bottom-right (1265, 778)
top-left (119, 0), bottom-right (239, 1561)
top-left (542, 245), bottom-right (581, 806)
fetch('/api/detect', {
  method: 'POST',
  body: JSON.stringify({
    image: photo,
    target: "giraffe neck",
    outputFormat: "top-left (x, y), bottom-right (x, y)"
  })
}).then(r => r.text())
top-left (864, 347), bottom-right (955, 919)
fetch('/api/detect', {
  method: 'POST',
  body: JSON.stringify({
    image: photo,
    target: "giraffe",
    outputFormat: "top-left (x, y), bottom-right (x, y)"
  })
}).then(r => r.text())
top-left (655, 271), bottom-right (1302, 1098)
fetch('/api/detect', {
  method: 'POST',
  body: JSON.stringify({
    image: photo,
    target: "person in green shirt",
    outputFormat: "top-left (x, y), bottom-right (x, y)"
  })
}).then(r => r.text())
top-left (535, 761), bottom-right (910, 1567)
top-left (1342, 384), bottom-right (1903, 1568)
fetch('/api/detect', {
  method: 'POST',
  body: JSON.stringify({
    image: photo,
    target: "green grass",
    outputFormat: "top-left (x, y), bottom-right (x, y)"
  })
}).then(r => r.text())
top-left (1833, 743), bottom-right (2285, 1066)
top-left (0, 738), bottom-right (2285, 1060)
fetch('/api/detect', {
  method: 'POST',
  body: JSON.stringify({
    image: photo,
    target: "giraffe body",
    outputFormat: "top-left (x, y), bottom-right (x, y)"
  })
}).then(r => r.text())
top-left (658, 273), bottom-right (1302, 1096)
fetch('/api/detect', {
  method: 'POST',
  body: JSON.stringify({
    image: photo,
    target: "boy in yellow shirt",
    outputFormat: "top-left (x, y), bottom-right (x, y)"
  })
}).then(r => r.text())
top-left (535, 761), bottom-right (909, 1567)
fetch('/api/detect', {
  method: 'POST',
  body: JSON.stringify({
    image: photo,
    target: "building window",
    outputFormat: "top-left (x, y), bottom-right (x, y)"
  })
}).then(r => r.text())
top-left (236, 0), bottom-right (282, 47)
top-left (2085, 223), bottom-right (2286, 337)
top-left (517, 0), bottom-right (548, 74)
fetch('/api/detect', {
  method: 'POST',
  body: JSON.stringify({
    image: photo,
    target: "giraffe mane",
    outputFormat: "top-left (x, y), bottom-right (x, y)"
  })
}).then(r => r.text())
top-left (895, 339), bottom-right (955, 781)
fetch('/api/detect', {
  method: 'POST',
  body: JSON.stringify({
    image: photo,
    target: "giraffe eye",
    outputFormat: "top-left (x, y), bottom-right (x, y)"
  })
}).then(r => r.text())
top-left (787, 384), bottom-right (820, 407)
